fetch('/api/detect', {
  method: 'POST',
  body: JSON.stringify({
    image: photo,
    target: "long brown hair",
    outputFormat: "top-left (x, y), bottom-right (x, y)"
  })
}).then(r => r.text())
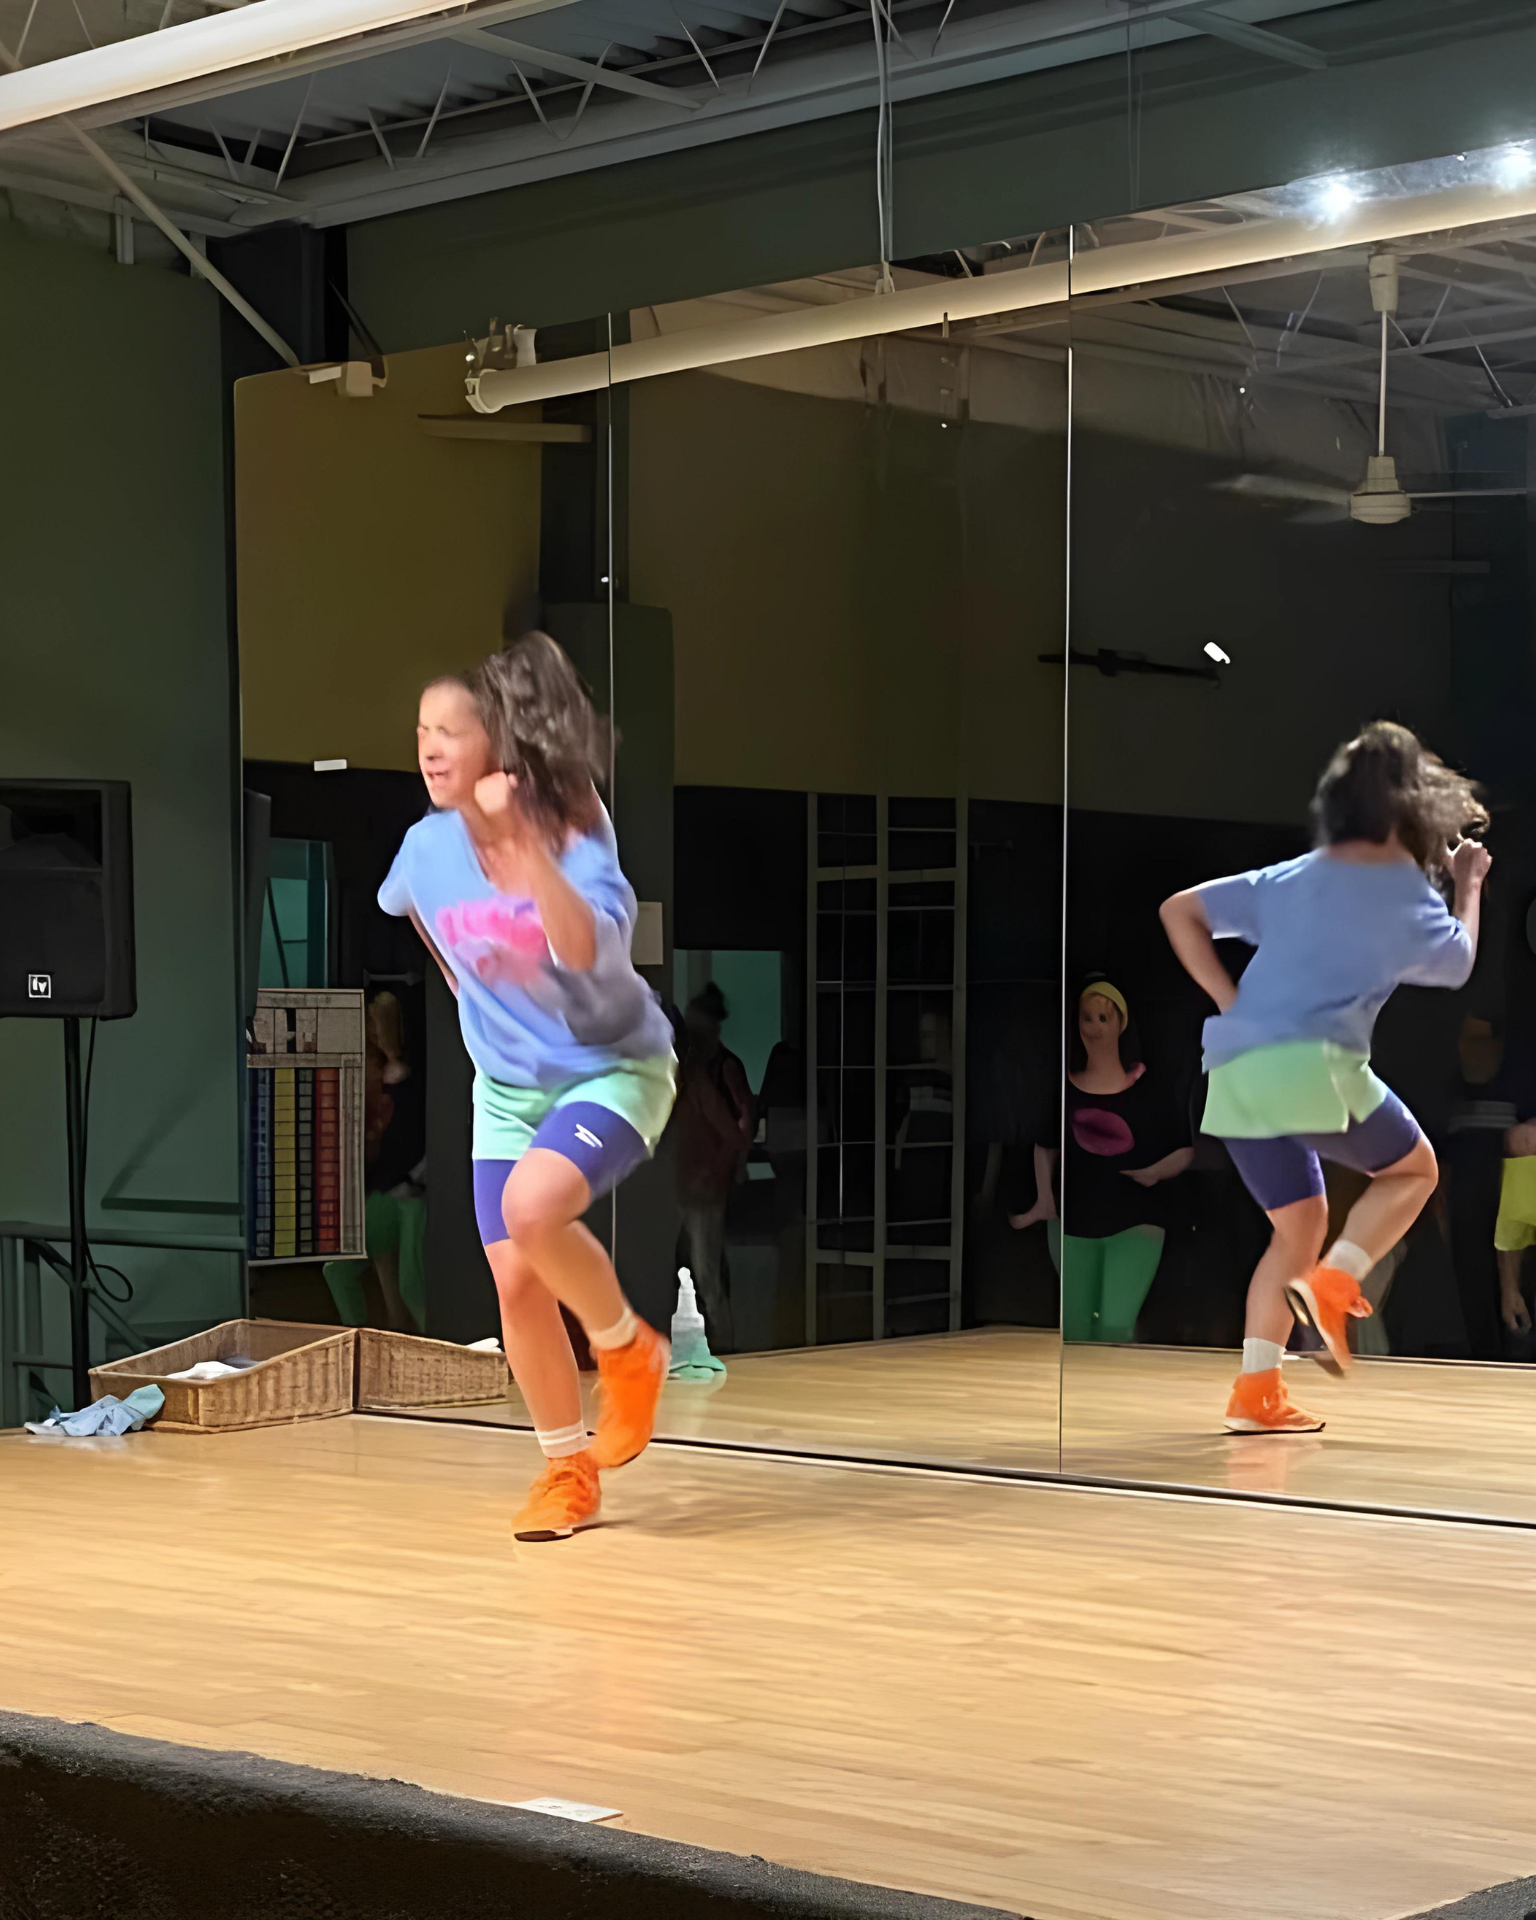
top-left (471, 632), bottom-right (608, 835)
top-left (1311, 721), bottom-right (1487, 877)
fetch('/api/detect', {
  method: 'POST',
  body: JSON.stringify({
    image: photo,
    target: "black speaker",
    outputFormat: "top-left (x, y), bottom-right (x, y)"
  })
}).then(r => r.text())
top-left (0, 779), bottom-right (135, 1019)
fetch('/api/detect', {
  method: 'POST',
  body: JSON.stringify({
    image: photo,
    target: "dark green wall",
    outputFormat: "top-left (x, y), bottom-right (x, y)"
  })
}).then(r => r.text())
top-left (0, 218), bottom-right (244, 1375)
top-left (349, 0), bottom-right (1536, 350)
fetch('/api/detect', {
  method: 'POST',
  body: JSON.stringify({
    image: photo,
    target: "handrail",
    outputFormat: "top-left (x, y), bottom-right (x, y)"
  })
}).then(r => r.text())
top-left (0, 1220), bottom-right (246, 1253)
top-left (21, 1237), bottom-right (146, 1354)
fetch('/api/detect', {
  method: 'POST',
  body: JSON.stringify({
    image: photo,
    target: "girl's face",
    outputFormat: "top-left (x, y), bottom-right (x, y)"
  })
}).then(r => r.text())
top-left (1079, 994), bottom-right (1125, 1049)
top-left (417, 682), bottom-right (494, 811)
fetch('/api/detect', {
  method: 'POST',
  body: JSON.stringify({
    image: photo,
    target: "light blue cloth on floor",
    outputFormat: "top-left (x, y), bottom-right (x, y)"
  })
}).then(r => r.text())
top-left (25, 1385), bottom-right (164, 1437)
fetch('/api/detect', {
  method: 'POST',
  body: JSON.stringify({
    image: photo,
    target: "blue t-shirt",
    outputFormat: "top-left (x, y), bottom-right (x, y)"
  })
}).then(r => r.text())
top-left (378, 804), bottom-right (674, 1091)
top-left (1196, 850), bottom-right (1474, 1070)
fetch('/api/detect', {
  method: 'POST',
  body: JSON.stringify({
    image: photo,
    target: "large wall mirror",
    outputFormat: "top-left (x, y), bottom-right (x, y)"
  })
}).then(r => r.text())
top-left (233, 134), bottom-right (1536, 1515)
top-left (234, 276), bottom-right (1071, 1473)
top-left (607, 294), bottom-right (1068, 1467)
top-left (1057, 150), bottom-right (1536, 1520)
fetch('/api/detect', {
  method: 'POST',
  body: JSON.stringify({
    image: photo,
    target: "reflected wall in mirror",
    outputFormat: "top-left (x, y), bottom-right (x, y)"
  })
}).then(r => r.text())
top-left (607, 284), bottom-right (1069, 1467)
top-left (235, 318), bottom-right (597, 1346)
top-left (1056, 151), bottom-right (1536, 1518)
top-left (236, 270), bottom-right (1072, 1473)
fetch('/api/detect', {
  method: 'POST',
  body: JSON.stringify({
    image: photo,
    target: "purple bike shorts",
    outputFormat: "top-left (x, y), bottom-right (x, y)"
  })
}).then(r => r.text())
top-left (472, 1101), bottom-right (650, 1247)
top-left (1223, 1087), bottom-right (1424, 1214)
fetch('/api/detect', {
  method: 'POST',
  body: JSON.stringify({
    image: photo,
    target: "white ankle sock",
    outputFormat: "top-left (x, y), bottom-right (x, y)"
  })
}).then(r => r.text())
top-left (1241, 1337), bottom-right (1284, 1375)
top-left (1324, 1239), bottom-right (1373, 1283)
top-left (587, 1305), bottom-right (639, 1352)
top-left (535, 1421), bottom-right (589, 1460)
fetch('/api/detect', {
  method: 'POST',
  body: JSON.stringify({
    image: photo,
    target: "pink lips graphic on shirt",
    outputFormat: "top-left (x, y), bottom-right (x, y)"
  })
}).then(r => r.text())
top-left (1072, 1107), bottom-right (1136, 1156)
top-left (436, 898), bottom-right (550, 988)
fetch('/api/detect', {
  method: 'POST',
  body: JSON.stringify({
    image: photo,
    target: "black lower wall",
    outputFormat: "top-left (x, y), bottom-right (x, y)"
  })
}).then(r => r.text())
top-left (0, 1712), bottom-right (1023, 1920)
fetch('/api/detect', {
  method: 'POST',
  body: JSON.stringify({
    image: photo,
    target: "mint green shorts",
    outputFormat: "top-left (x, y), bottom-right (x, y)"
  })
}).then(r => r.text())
top-left (471, 1054), bottom-right (677, 1162)
top-left (1203, 1039), bottom-right (1388, 1139)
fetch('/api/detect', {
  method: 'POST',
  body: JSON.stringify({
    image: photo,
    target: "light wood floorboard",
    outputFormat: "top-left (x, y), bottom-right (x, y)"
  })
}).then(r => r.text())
top-left (404, 1326), bottom-right (1062, 1467)
top-left (402, 1325), bottom-right (1536, 1521)
top-left (1, 1413), bottom-right (1533, 1919)
top-left (1062, 1342), bottom-right (1536, 1519)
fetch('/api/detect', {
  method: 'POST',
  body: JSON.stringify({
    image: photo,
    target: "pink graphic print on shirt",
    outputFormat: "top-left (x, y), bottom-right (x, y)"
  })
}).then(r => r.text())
top-left (435, 898), bottom-right (550, 989)
top-left (1071, 1107), bottom-right (1135, 1156)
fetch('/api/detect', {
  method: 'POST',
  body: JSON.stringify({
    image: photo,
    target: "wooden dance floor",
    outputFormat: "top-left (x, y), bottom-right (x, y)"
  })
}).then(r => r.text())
top-left (1062, 1340), bottom-right (1536, 1520)
top-left (2, 1409), bottom-right (1535, 1919)
top-left (406, 1324), bottom-right (1536, 1522)
top-left (408, 1325), bottom-right (1063, 1467)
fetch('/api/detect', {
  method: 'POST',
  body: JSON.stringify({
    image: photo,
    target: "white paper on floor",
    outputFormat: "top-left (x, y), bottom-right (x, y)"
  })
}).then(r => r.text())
top-left (512, 1797), bottom-right (621, 1823)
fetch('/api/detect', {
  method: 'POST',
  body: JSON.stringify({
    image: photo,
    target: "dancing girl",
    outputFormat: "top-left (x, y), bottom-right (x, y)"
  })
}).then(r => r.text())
top-left (1160, 722), bottom-right (1490, 1433)
top-left (380, 634), bottom-right (676, 1536)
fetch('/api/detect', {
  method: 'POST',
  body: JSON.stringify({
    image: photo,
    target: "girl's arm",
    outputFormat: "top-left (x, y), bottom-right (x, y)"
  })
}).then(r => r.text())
top-left (1449, 837), bottom-right (1492, 955)
top-left (470, 774), bottom-right (599, 971)
top-left (408, 909), bottom-right (457, 998)
top-left (1159, 891), bottom-right (1238, 1012)
top-left (1124, 1146), bottom-right (1195, 1187)
top-left (517, 841), bottom-right (599, 972)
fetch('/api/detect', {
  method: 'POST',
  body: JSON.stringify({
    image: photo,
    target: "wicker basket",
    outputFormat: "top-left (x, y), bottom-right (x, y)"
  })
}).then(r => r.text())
top-left (355, 1327), bottom-right (508, 1410)
top-left (90, 1319), bottom-right (356, 1432)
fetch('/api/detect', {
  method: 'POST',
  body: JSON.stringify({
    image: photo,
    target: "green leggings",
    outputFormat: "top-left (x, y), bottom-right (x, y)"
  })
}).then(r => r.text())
top-left (323, 1189), bottom-right (427, 1331)
top-left (1049, 1221), bottom-right (1165, 1343)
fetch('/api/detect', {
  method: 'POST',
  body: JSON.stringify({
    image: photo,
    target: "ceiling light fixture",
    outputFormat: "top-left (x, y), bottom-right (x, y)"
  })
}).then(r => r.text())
top-left (1491, 144), bottom-right (1536, 190)
top-left (1312, 176), bottom-right (1360, 221)
top-left (1203, 642), bottom-right (1232, 666)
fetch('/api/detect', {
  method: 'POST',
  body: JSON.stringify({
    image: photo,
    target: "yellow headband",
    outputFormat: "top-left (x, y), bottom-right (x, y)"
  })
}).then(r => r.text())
top-left (1080, 981), bottom-right (1128, 1023)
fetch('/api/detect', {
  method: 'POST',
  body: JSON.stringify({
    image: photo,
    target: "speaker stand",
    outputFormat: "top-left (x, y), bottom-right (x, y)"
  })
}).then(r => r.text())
top-left (63, 1018), bottom-right (91, 1412)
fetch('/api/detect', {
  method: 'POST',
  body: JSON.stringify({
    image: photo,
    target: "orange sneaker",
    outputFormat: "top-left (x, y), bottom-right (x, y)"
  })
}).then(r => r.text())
top-left (512, 1450), bottom-right (601, 1542)
top-left (1286, 1265), bottom-right (1372, 1377)
top-left (589, 1320), bottom-right (669, 1469)
top-left (1224, 1367), bottom-right (1324, 1434)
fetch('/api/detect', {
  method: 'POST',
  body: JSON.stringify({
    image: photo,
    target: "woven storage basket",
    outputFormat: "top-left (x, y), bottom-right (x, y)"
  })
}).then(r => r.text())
top-left (356, 1328), bottom-right (508, 1410)
top-left (90, 1319), bottom-right (356, 1432)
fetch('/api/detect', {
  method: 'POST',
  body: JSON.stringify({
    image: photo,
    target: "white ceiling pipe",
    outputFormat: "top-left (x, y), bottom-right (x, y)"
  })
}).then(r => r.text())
top-left (0, 0), bottom-right (542, 135)
top-left (1069, 178), bottom-right (1536, 298)
top-left (468, 259), bottom-right (1072, 411)
top-left (472, 166), bottom-right (1536, 410)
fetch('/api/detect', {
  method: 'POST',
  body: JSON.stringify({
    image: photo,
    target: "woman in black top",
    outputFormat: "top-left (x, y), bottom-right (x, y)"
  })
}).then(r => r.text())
top-left (1012, 979), bottom-right (1193, 1341)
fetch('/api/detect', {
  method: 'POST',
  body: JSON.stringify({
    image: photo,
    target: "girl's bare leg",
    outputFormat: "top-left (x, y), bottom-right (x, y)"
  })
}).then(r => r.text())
top-left (484, 1238), bottom-right (584, 1435)
top-left (1245, 1195), bottom-right (1328, 1345)
top-left (501, 1149), bottom-right (628, 1334)
top-left (1332, 1136), bottom-right (1439, 1264)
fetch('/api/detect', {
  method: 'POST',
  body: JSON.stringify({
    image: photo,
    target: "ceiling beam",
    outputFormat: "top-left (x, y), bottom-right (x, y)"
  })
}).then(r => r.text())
top-left (49, 0), bottom-right (1352, 138)
top-left (214, 0), bottom-right (1360, 228)
top-left (0, 155), bottom-right (242, 231)
top-left (20, 123), bottom-right (271, 200)
top-left (1169, 4), bottom-right (1325, 70)
top-left (450, 26), bottom-right (703, 109)
top-left (1276, 319), bottom-right (1536, 376)
top-left (0, 30), bottom-right (299, 363)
